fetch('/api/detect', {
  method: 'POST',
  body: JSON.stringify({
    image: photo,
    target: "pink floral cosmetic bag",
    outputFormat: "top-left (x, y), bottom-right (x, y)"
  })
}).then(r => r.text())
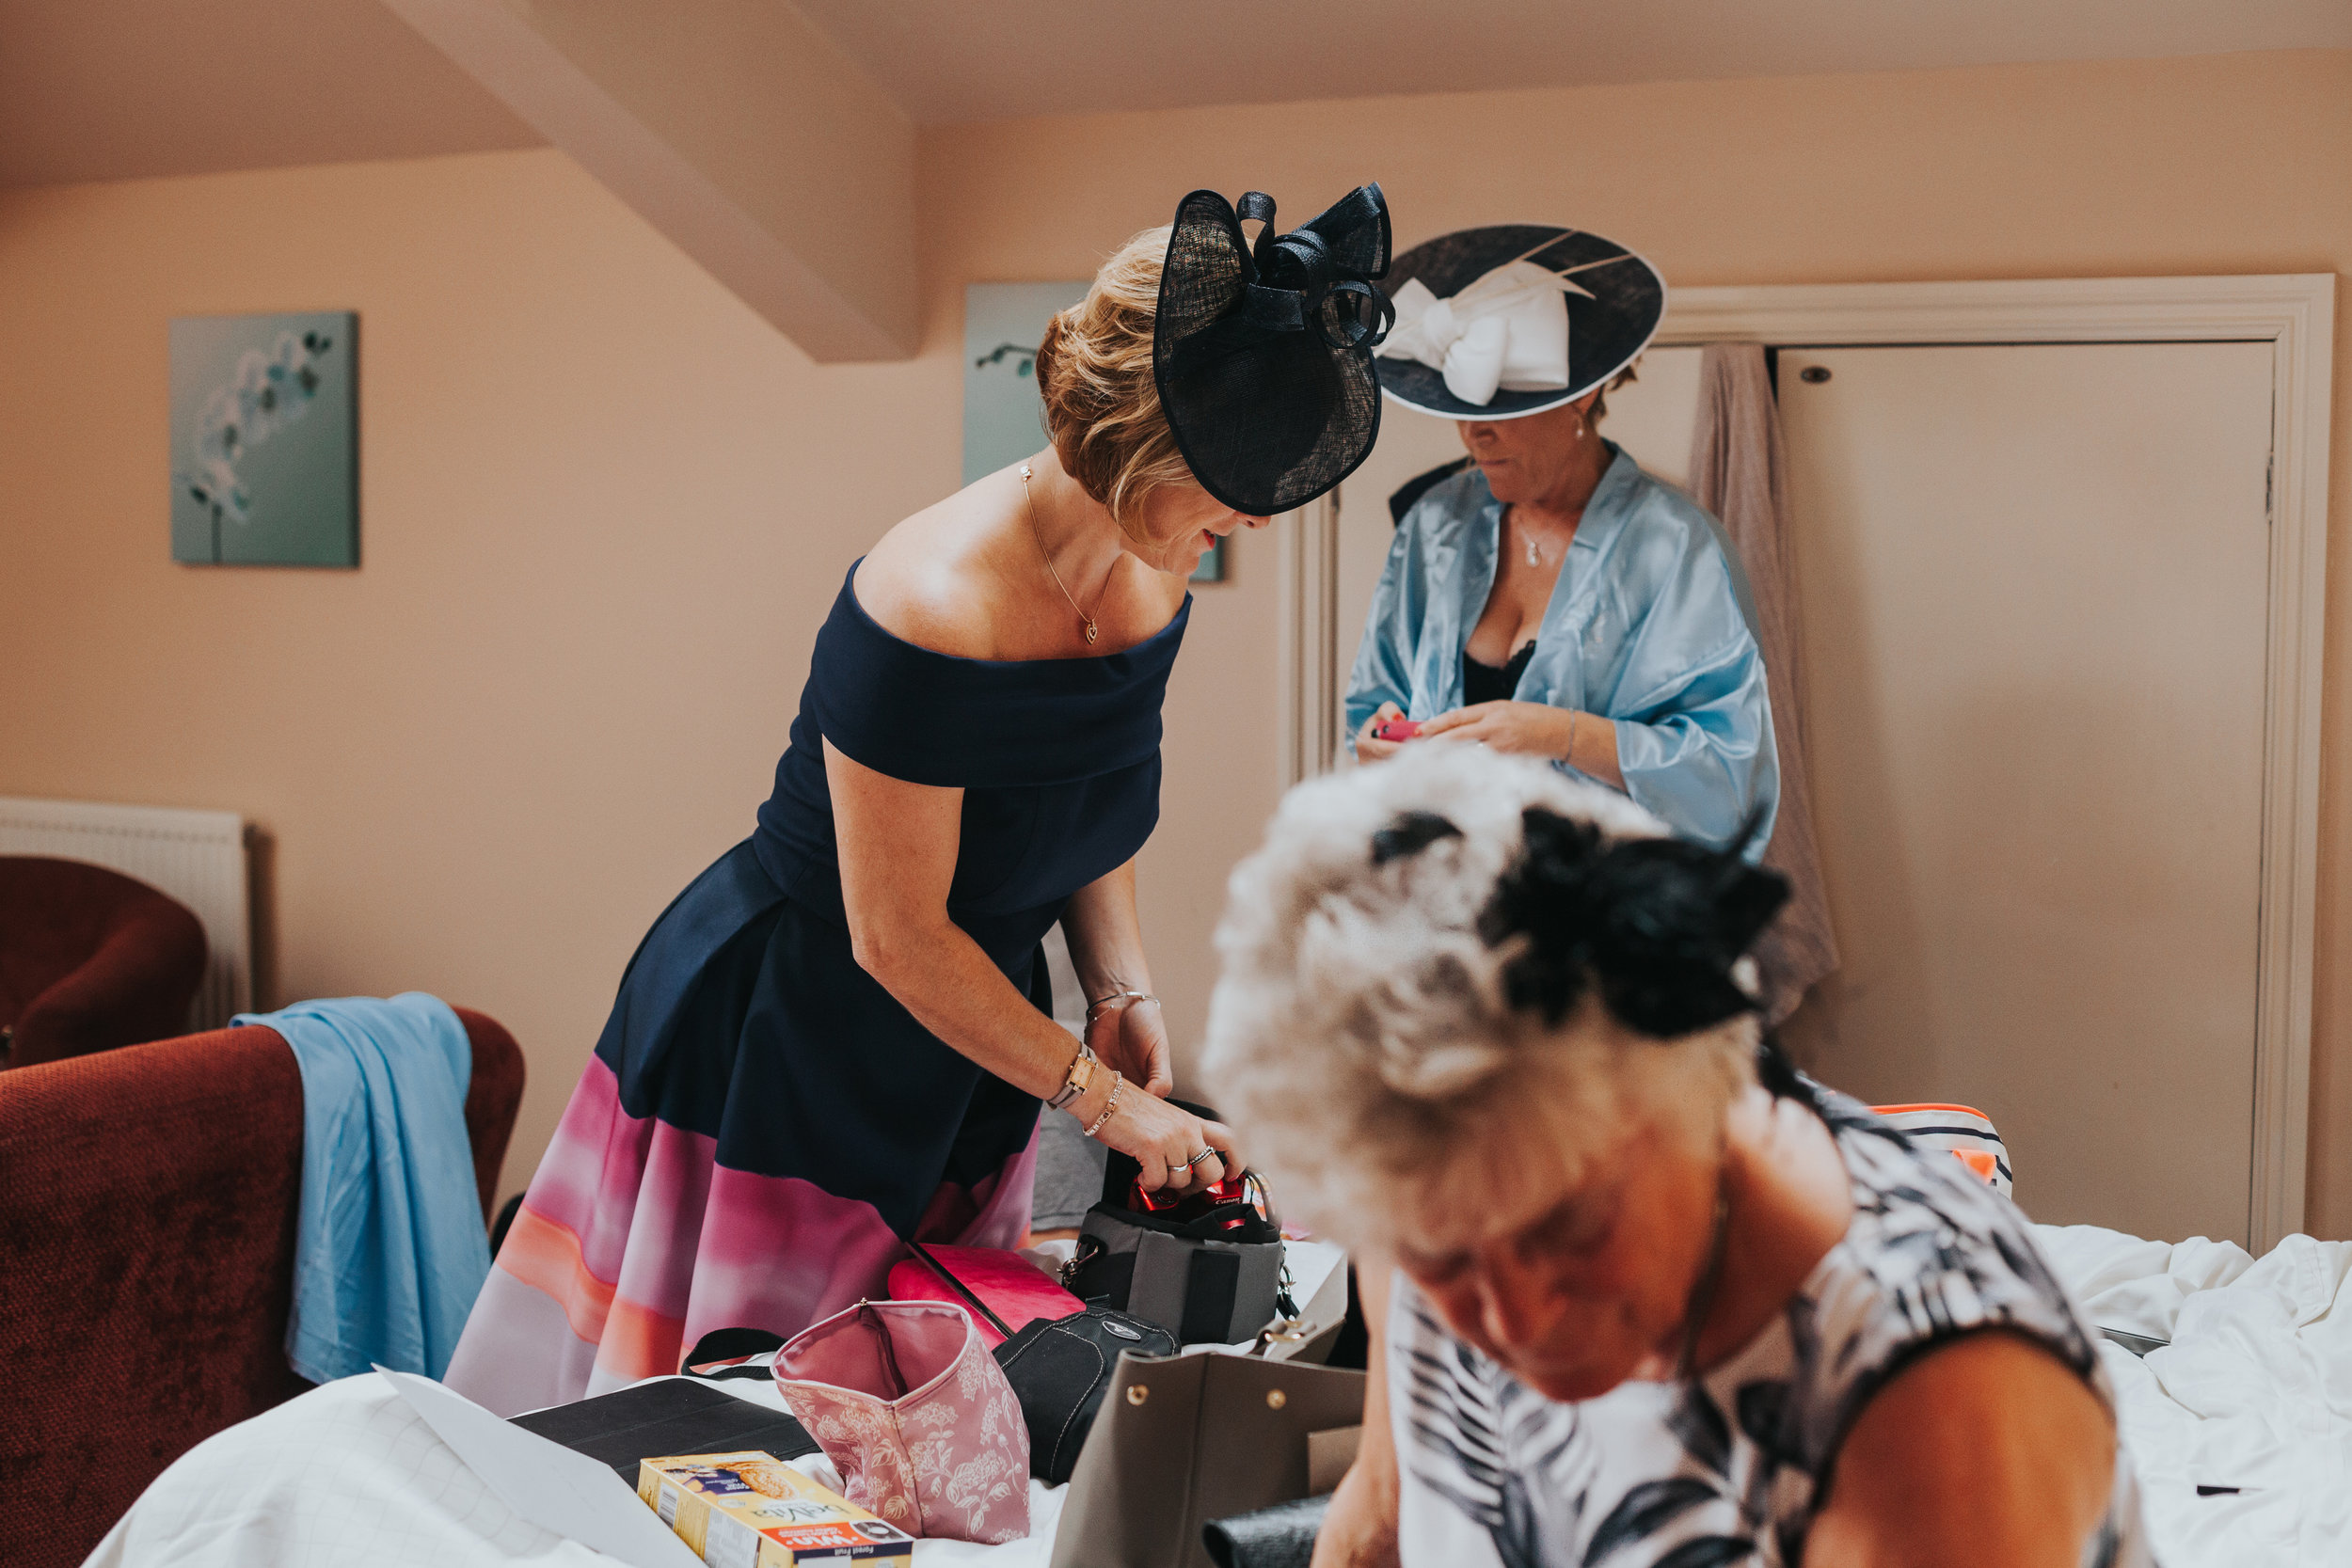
top-left (772, 1299), bottom-right (1031, 1544)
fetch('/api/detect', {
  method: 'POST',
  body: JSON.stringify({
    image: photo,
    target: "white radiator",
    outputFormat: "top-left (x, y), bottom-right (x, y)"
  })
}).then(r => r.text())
top-left (0, 796), bottom-right (252, 1032)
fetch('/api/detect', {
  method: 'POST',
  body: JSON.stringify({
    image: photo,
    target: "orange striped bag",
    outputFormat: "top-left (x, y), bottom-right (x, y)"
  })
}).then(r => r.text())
top-left (1871, 1103), bottom-right (2011, 1197)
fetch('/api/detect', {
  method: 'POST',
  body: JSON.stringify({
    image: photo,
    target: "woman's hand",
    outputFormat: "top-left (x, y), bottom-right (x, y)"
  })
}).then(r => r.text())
top-left (1087, 996), bottom-right (1174, 1100)
top-left (1418, 699), bottom-right (1578, 759)
top-left (1355, 702), bottom-right (1408, 764)
top-left (1057, 862), bottom-right (1237, 1192)
top-left (1085, 1077), bottom-right (1238, 1194)
top-left (1312, 1259), bottom-right (1399, 1568)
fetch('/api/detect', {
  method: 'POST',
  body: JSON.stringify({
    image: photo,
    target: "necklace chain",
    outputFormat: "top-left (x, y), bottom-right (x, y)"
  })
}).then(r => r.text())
top-left (1022, 462), bottom-right (1104, 645)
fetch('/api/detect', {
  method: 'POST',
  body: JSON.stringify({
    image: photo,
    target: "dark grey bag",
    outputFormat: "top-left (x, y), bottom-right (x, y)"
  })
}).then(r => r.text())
top-left (1047, 1352), bottom-right (1365, 1568)
top-left (1064, 1199), bottom-right (1289, 1344)
top-left (1070, 1107), bottom-right (1292, 1345)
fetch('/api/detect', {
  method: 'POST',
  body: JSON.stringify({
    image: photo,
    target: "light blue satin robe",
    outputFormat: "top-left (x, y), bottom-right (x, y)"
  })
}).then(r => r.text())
top-left (1345, 446), bottom-right (1779, 857)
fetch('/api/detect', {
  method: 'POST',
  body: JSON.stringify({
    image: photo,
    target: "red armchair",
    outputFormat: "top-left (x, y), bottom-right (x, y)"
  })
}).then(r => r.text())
top-left (0, 856), bottom-right (209, 1069)
top-left (0, 1006), bottom-right (525, 1568)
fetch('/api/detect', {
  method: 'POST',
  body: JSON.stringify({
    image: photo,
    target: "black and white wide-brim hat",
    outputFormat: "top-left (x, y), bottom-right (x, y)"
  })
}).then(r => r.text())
top-left (1375, 225), bottom-right (1665, 421)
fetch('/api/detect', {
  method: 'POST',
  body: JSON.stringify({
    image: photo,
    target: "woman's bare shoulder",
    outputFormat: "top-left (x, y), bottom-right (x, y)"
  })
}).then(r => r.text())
top-left (855, 484), bottom-right (1018, 658)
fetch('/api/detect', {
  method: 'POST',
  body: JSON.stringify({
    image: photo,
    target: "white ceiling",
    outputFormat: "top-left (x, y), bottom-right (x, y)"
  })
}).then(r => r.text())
top-left (2, 0), bottom-right (2345, 188)
top-left (796, 0), bottom-right (2352, 125)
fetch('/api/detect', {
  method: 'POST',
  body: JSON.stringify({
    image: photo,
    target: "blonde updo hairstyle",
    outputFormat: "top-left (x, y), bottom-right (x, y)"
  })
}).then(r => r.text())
top-left (1034, 226), bottom-right (1201, 542)
top-left (1200, 747), bottom-right (1758, 1254)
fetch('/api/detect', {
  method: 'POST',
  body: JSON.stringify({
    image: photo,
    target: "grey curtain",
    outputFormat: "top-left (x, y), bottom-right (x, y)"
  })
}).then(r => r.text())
top-left (1688, 343), bottom-right (1838, 1022)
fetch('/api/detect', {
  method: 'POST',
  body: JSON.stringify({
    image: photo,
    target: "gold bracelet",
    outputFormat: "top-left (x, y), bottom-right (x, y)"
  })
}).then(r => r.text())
top-left (1565, 708), bottom-right (1580, 765)
top-left (1083, 1069), bottom-right (1125, 1139)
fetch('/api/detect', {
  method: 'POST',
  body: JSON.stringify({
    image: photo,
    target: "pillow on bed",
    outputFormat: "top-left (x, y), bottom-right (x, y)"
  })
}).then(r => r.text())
top-left (1872, 1102), bottom-right (2012, 1197)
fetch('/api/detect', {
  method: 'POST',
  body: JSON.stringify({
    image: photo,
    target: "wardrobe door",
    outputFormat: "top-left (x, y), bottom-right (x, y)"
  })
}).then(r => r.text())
top-left (1778, 341), bottom-right (2275, 1245)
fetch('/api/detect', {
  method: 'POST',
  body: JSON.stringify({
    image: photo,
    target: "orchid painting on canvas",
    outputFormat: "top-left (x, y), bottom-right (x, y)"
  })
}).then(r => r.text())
top-left (170, 310), bottom-right (357, 566)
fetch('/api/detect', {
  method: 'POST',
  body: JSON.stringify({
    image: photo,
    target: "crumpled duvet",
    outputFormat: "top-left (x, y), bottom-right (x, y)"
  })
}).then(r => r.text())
top-left (2037, 1224), bottom-right (2352, 1567)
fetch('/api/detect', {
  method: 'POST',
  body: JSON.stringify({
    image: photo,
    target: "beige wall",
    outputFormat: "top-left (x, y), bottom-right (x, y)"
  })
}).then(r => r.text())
top-left (0, 147), bottom-right (1284, 1206)
top-left (4, 49), bottom-right (2348, 1233)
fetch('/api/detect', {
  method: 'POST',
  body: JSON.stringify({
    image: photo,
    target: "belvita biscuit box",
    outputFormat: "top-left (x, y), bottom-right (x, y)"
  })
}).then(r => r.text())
top-left (637, 1451), bottom-right (914, 1567)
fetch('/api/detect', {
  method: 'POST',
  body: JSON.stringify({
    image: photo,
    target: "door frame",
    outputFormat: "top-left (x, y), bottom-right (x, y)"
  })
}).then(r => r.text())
top-left (1277, 494), bottom-right (1342, 789)
top-left (1286, 273), bottom-right (2335, 1250)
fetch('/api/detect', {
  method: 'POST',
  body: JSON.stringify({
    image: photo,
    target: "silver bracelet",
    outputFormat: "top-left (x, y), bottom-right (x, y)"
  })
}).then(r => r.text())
top-left (1565, 708), bottom-right (1580, 764)
top-left (1083, 1070), bottom-right (1125, 1139)
top-left (1085, 990), bottom-right (1158, 1024)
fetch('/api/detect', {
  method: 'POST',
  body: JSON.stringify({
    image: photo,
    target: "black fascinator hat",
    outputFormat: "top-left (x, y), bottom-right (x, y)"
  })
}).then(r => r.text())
top-left (1153, 184), bottom-right (1393, 515)
top-left (1376, 224), bottom-right (1664, 421)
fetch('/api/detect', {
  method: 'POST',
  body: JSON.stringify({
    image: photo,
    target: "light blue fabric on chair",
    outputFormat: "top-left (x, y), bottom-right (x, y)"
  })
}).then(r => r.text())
top-left (232, 992), bottom-right (491, 1383)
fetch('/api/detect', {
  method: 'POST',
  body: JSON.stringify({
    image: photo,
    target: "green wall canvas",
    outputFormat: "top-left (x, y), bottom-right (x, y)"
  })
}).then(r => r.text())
top-left (170, 310), bottom-right (357, 567)
top-left (962, 283), bottom-right (1224, 583)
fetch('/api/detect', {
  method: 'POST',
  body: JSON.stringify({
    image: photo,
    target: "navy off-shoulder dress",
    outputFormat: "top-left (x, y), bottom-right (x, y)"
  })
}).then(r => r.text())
top-left (446, 563), bottom-right (1188, 1414)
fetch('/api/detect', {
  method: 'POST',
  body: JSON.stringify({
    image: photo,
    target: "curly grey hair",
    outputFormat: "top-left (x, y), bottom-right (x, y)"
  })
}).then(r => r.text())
top-left (1200, 746), bottom-right (1757, 1252)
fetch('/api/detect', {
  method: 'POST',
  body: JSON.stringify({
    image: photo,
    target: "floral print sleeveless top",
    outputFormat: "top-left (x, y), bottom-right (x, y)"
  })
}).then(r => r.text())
top-left (1389, 1089), bottom-right (2153, 1567)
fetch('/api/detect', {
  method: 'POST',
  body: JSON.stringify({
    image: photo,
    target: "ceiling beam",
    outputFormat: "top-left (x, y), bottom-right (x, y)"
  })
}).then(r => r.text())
top-left (382, 0), bottom-right (916, 361)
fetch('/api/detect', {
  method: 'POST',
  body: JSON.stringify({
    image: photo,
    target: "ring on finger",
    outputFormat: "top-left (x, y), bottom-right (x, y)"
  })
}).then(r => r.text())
top-left (1184, 1148), bottom-right (1218, 1169)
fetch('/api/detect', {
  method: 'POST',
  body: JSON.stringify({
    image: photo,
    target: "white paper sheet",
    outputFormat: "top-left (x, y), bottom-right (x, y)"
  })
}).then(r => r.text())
top-left (376, 1368), bottom-right (703, 1568)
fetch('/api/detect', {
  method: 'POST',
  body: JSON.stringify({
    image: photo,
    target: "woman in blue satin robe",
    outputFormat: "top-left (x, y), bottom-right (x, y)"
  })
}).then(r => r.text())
top-left (1353, 219), bottom-right (1777, 856)
top-left (1346, 424), bottom-right (1778, 856)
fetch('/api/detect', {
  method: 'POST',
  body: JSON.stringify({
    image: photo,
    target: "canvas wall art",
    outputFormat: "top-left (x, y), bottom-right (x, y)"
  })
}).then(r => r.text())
top-left (170, 310), bottom-right (357, 567)
top-left (962, 283), bottom-right (1224, 583)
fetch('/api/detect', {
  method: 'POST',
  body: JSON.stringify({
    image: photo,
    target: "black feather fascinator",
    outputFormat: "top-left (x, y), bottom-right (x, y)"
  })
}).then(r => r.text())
top-left (1153, 184), bottom-right (1392, 515)
top-left (1473, 806), bottom-right (1788, 1039)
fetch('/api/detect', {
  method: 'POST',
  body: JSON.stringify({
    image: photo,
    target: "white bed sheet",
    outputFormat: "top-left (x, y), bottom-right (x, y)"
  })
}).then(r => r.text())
top-left (2035, 1223), bottom-right (2352, 1567)
top-left (85, 1372), bottom-right (1065, 1568)
top-left (88, 1230), bottom-right (2352, 1567)
top-left (85, 1240), bottom-right (1351, 1568)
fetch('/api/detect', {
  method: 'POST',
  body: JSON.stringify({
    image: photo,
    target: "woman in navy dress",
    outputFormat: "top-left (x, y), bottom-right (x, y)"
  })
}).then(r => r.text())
top-left (445, 182), bottom-right (1397, 1413)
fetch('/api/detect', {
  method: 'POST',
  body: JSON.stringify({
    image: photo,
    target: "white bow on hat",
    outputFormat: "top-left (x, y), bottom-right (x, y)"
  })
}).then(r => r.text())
top-left (1376, 255), bottom-right (1597, 407)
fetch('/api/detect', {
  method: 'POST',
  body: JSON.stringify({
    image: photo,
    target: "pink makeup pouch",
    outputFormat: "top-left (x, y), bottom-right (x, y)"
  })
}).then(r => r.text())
top-left (771, 1298), bottom-right (1031, 1544)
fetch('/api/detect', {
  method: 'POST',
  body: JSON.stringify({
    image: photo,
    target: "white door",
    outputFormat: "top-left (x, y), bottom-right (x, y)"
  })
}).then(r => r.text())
top-left (1778, 341), bottom-right (2276, 1245)
top-left (1328, 338), bottom-right (2275, 1243)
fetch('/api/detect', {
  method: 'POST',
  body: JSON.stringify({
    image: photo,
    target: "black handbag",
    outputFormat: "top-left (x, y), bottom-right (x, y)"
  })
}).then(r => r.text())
top-left (993, 1305), bottom-right (1179, 1482)
top-left (1202, 1495), bottom-right (1332, 1568)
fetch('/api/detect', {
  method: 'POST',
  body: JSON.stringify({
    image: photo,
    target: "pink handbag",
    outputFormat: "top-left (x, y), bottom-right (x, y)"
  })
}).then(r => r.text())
top-left (771, 1298), bottom-right (1031, 1544)
top-left (886, 1243), bottom-right (1085, 1349)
